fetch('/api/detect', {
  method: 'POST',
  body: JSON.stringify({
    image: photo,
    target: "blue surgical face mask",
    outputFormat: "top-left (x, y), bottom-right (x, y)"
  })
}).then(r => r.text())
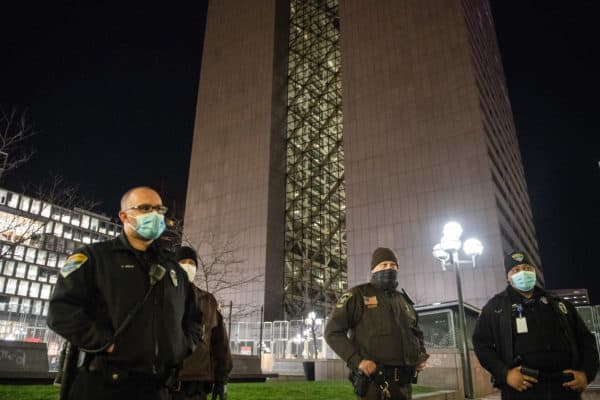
top-left (130, 212), bottom-right (166, 240)
top-left (510, 270), bottom-right (536, 292)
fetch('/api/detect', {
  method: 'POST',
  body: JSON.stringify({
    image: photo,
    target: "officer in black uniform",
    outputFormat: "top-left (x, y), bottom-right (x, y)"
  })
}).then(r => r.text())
top-left (473, 250), bottom-right (599, 399)
top-left (48, 187), bottom-right (203, 400)
top-left (325, 247), bottom-right (429, 400)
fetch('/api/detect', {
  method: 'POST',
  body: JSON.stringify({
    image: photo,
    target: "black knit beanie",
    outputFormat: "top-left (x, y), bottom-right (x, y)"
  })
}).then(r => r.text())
top-left (504, 250), bottom-right (532, 274)
top-left (175, 246), bottom-right (198, 266)
top-left (370, 247), bottom-right (398, 270)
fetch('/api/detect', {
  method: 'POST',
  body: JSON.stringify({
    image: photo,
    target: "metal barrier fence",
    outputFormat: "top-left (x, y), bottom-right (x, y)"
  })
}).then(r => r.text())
top-left (1, 304), bottom-right (598, 371)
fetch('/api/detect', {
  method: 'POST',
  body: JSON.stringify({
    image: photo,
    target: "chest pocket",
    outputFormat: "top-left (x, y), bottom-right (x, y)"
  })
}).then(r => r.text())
top-left (360, 296), bottom-right (392, 335)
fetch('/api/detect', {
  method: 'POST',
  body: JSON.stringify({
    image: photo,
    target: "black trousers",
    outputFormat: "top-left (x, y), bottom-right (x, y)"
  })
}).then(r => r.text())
top-left (68, 368), bottom-right (168, 400)
top-left (501, 382), bottom-right (581, 400)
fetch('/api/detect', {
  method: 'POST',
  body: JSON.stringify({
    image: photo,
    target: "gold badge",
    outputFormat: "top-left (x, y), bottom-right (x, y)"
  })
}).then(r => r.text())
top-left (363, 296), bottom-right (378, 308)
top-left (512, 253), bottom-right (524, 262)
top-left (558, 302), bottom-right (568, 314)
top-left (170, 269), bottom-right (179, 287)
top-left (60, 253), bottom-right (88, 278)
top-left (336, 292), bottom-right (352, 308)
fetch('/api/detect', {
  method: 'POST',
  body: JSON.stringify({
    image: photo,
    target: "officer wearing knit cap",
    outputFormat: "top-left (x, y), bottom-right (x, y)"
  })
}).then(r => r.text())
top-left (473, 250), bottom-right (598, 399)
top-left (170, 246), bottom-right (232, 400)
top-left (325, 247), bottom-right (429, 400)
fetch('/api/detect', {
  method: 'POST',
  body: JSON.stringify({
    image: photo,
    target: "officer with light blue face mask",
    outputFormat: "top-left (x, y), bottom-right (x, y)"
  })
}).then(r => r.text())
top-left (48, 186), bottom-right (203, 400)
top-left (473, 251), bottom-right (599, 400)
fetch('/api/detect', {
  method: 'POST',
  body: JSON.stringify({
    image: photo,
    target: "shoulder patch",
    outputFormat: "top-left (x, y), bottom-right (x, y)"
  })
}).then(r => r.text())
top-left (60, 253), bottom-right (88, 278)
top-left (336, 292), bottom-right (353, 308)
top-left (558, 302), bottom-right (568, 314)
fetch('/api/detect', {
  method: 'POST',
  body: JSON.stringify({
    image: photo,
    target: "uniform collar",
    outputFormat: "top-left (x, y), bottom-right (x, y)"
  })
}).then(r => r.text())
top-left (113, 233), bottom-right (160, 254)
top-left (506, 285), bottom-right (546, 302)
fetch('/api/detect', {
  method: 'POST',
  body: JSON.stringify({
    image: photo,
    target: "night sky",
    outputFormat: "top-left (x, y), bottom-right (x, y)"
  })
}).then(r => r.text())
top-left (1, 2), bottom-right (599, 303)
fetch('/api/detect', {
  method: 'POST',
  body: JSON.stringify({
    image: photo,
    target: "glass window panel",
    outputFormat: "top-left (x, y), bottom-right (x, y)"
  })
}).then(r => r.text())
top-left (19, 196), bottom-right (31, 212)
top-left (29, 282), bottom-right (40, 298)
top-left (71, 213), bottom-right (81, 227)
top-left (20, 299), bottom-right (31, 314)
top-left (45, 221), bottom-right (54, 233)
top-left (47, 252), bottom-right (58, 267)
top-left (41, 203), bottom-right (51, 218)
top-left (8, 297), bottom-right (19, 312)
top-left (36, 250), bottom-right (47, 265)
top-left (3, 261), bottom-right (14, 276)
top-left (25, 247), bottom-right (36, 263)
top-left (31, 300), bottom-right (43, 315)
top-left (7, 193), bottom-right (19, 208)
top-left (15, 263), bottom-right (27, 278)
top-left (90, 218), bottom-right (99, 231)
top-left (38, 269), bottom-right (48, 282)
top-left (0, 189), bottom-right (7, 204)
top-left (5, 279), bottom-right (17, 294)
top-left (0, 277), bottom-right (4, 292)
top-left (61, 211), bottom-right (71, 224)
top-left (32, 300), bottom-right (42, 315)
top-left (40, 284), bottom-right (52, 300)
top-left (27, 265), bottom-right (38, 280)
top-left (42, 301), bottom-right (49, 316)
top-left (49, 274), bottom-right (57, 284)
top-left (54, 223), bottom-right (63, 236)
top-left (14, 245), bottom-right (25, 260)
top-left (30, 200), bottom-right (41, 214)
top-left (18, 280), bottom-right (29, 296)
top-left (81, 215), bottom-right (90, 229)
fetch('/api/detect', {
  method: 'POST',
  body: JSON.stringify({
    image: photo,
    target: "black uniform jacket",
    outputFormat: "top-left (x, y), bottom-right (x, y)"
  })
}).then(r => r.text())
top-left (47, 234), bottom-right (203, 377)
top-left (472, 286), bottom-right (599, 387)
top-left (325, 282), bottom-right (429, 370)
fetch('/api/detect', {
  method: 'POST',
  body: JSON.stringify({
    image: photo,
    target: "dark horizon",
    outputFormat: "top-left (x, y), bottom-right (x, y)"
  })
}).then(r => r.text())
top-left (1, 2), bottom-right (598, 303)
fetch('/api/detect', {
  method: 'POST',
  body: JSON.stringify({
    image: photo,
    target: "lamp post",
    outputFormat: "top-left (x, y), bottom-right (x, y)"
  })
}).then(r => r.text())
top-left (432, 222), bottom-right (483, 399)
top-left (305, 311), bottom-right (322, 359)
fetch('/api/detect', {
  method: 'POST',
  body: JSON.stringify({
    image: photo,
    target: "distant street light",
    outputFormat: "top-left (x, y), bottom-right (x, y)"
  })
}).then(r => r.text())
top-left (305, 311), bottom-right (322, 359)
top-left (432, 222), bottom-right (483, 399)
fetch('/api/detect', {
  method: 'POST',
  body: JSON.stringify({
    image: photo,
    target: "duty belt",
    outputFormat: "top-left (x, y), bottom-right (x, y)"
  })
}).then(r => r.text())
top-left (382, 365), bottom-right (414, 384)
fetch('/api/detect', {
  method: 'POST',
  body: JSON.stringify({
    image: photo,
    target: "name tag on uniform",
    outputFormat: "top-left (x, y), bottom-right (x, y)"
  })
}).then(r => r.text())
top-left (364, 296), bottom-right (378, 308)
top-left (516, 317), bottom-right (528, 333)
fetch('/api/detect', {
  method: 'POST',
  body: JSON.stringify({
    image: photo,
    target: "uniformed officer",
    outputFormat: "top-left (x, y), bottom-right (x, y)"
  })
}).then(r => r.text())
top-left (325, 247), bottom-right (429, 400)
top-left (170, 246), bottom-right (233, 400)
top-left (473, 250), bottom-right (599, 399)
top-left (48, 187), bottom-right (203, 400)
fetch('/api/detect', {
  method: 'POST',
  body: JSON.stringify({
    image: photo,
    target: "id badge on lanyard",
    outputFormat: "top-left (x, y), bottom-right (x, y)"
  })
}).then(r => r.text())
top-left (515, 303), bottom-right (528, 334)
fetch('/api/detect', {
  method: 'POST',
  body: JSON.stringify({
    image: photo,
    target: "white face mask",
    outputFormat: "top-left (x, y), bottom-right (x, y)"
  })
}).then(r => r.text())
top-left (179, 263), bottom-right (196, 283)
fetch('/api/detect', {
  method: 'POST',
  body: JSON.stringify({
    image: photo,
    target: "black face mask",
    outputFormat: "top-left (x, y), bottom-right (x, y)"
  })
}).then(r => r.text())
top-left (371, 269), bottom-right (398, 290)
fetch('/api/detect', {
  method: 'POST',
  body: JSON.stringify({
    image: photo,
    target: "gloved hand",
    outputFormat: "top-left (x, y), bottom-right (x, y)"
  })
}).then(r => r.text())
top-left (211, 382), bottom-right (227, 400)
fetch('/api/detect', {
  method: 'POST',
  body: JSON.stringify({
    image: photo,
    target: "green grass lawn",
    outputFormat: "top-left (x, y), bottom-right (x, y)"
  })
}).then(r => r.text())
top-left (0, 380), bottom-right (435, 400)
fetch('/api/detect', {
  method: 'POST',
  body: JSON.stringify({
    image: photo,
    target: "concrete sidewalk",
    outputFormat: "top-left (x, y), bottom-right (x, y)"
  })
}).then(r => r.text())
top-left (475, 388), bottom-right (600, 400)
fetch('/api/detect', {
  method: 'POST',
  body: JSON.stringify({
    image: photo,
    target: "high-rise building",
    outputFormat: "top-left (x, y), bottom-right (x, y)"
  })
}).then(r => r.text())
top-left (0, 187), bottom-right (120, 351)
top-left (185, 0), bottom-right (540, 321)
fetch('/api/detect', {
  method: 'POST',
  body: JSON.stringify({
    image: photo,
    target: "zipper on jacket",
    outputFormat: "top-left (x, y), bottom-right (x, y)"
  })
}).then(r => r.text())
top-left (153, 290), bottom-right (158, 375)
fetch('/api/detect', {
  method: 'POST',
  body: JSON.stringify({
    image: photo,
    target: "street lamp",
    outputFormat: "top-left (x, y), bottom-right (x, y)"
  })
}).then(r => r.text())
top-left (305, 311), bottom-right (322, 359)
top-left (432, 221), bottom-right (483, 399)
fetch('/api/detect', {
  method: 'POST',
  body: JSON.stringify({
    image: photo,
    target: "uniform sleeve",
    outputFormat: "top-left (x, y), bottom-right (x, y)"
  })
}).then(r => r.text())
top-left (211, 297), bottom-right (233, 382)
top-left (569, 303), bottom-right (599, 382)
top-left (182, 280), bottom-right (203, 353)
top-left (472, 303), bottom-right (508, 386)
top-left (324, 290), bottom-right (363, 370)
top-left (413, 313), bottom-right (429, 363)
top-left (47, 250), bottom-right (113, 352)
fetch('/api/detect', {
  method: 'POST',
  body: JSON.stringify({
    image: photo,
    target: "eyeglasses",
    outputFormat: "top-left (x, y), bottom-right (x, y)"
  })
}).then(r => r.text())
top-left (125, 204), bottom-right (168, 215)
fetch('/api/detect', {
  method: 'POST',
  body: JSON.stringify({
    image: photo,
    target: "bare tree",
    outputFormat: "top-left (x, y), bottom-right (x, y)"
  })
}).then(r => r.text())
top-left (0, 106), bottom-right (38, 178)
top-left (181, 232), bottom-right (263, 320)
